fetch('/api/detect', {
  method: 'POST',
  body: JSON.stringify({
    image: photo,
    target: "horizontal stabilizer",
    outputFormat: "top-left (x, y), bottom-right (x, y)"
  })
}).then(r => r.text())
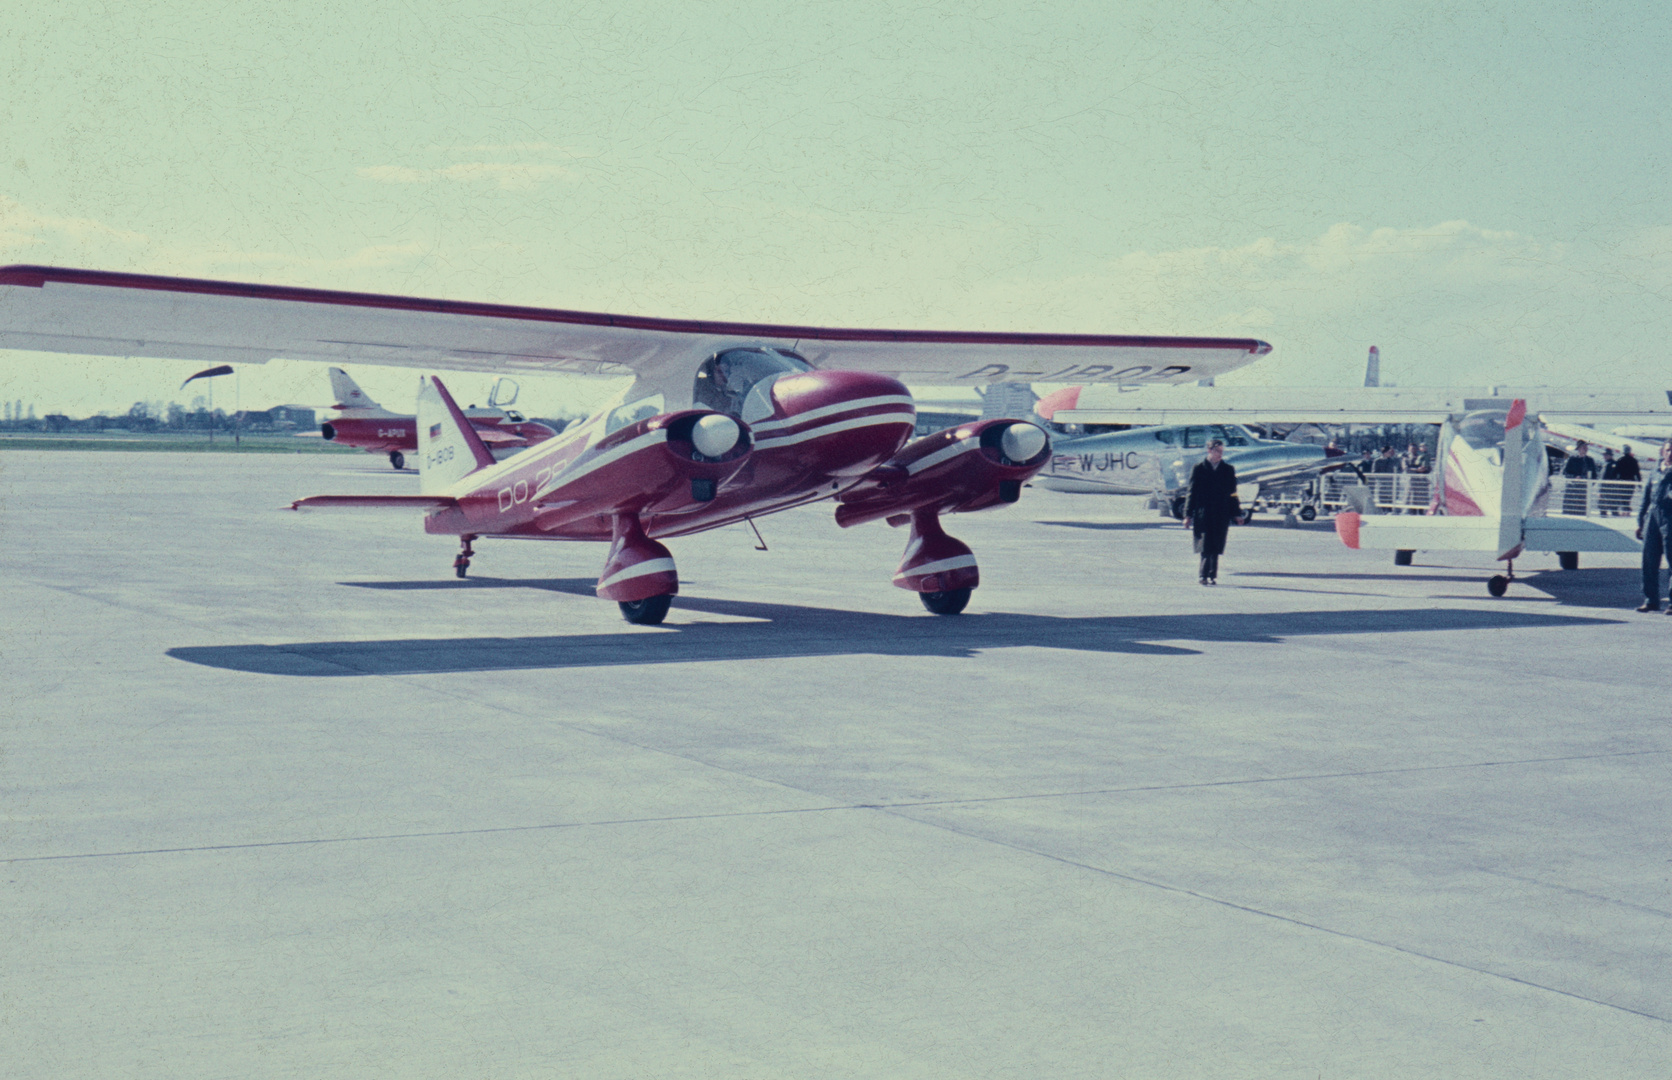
top-left (1336, 512), bottom-right (1503, 551)
top-left (1337, 511), bottom-right (1643, 555)
top-left (288, 495), bottom-right (458, 513)
top-left (1522, 516), bottom-right (1643, 553)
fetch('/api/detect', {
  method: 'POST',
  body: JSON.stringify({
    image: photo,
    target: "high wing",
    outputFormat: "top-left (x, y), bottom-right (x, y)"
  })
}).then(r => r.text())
top-left (0, 265), bottom-right (1269, 391)
top-left (1051, 385), bottom-right (1672, 425)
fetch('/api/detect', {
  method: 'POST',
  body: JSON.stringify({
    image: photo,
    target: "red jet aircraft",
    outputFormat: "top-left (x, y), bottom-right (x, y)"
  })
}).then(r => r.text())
top-left (0, 265), bottom-right (1271, 622)
top-left (319, 366), bottom-right (559, 469)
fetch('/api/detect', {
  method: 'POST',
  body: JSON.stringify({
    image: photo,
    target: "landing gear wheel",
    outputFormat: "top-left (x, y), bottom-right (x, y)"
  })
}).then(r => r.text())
top-left (1394, 549), bottom-right (1414, 566)
top-left (389, 450), bottom-right (405, 470)
top-left (1299, 505), bottom-right (1317, 522)
top-left (619, 594), bottom-right (673, 624)
top-left (1558, 551), bottom-right (1580, 571)
top-left (1487, 575), bottom-right (1509, 597)
top-left (920, 588), bottom-right (972, 615)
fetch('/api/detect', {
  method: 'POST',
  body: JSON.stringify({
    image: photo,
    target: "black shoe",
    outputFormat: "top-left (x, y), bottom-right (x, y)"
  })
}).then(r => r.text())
top-left (1199, 578), bottom-right (1209, 586)
top-left (1637, 601), bottom-right (1660, 612)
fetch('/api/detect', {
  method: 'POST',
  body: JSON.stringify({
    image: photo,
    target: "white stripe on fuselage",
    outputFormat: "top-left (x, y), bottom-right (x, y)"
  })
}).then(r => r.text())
top-left (749, 395), bottom-right (916, 434)
top-left (532, 428), bottom-right (668, 499)
top-left (752, 409), bottom-right (915, 450)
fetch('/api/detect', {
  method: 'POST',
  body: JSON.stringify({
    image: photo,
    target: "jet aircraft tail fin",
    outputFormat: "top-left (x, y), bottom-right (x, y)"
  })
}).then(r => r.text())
top-left (417, 376), bottom-right (498, 494)
top-left (328, 366), bottom-right (380, 410)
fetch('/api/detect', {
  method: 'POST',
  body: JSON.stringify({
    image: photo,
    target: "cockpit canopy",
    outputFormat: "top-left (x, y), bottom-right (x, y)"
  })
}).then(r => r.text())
top-left (693, 347), bottom-right (811, 418)
top-left (1457, 409), bottom-right (1509, 451)
top-left (1151, 423), bottom-right (1251, 448)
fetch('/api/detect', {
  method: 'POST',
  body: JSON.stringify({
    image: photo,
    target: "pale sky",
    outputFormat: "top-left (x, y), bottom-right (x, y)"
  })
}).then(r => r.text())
top-left (2, 1), bottom-right (1669, 417)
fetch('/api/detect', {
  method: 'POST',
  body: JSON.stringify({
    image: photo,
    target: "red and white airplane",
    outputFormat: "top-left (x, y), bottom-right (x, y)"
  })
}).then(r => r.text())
top-left (0, 265), bottom-right (1270, 622)
top-left (319, 366), bottom-right (559, 470)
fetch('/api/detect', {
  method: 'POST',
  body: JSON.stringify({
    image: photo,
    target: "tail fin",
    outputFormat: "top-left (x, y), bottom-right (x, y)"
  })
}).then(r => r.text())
top-left (1363, 346), bottom-right (1381, 388)
top-left (328, 367), bottom-right (379, 410)
top-left (417, 376), bottom-right (497, 494)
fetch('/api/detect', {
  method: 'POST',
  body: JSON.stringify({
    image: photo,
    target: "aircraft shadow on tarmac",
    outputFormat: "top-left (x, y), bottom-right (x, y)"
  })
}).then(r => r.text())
top-left (1038, 519), bottom-right (1332, 533)
top-left (164, 576), bottom-right (1622, 677)
top-left (1243, 567), bottom-right (1664, 610)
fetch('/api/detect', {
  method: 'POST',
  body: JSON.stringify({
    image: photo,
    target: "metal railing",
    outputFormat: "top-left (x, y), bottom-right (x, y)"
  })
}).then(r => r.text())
top-left (1546, 476), bottom-right (1645, 519)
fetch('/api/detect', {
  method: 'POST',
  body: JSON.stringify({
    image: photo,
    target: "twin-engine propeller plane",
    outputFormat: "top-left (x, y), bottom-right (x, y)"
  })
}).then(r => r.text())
top-left (0, 265), bottom-right (1270, 622)
top-left (319, 366), bottom-right (559, 469)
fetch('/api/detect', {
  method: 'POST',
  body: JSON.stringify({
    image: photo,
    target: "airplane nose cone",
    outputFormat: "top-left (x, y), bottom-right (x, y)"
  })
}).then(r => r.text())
top-left (754, 369), bottom-right (917, 476)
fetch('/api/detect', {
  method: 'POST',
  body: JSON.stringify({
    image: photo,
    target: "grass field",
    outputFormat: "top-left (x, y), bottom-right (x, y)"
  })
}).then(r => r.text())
top-left (0, 432), bottom-right (361, 454)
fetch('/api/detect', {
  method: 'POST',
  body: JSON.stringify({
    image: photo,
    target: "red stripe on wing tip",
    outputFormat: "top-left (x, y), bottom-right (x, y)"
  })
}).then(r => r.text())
top-left (1505, 399), bottom-right (1527, 430)
top-left (1335, 511), bottom-right (1361, 549)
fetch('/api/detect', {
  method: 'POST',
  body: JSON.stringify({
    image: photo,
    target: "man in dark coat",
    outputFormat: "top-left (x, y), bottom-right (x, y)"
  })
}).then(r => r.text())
top-left (1636, 439), bottom-right (1672, 612)
top-left (1562, 441), bottom-right (1598, 515)
top-left (1184, 438), bottom-right (1242, 584)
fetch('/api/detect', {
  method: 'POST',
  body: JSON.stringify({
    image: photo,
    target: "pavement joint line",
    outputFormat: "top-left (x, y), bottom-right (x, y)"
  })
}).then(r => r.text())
top-left (1471, 867), bottom-right (1672, 920)
top-left (10, 748), bottom-right (1665, 865)
top-left (901, 813), bottom-right (1672, 1027)
top-left (878, 748), bottom-right (1672, 809)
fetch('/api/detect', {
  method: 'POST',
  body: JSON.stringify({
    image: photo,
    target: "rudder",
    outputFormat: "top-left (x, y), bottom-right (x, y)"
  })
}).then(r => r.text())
top-left (328, 366), bottom-right (380, 410)
top-left (417, 376), bottom-right (497, 494)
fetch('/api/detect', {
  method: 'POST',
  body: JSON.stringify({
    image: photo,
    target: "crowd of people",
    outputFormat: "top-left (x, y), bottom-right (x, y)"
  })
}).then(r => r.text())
top-left (1181, 432), bottom-right (1672, 614)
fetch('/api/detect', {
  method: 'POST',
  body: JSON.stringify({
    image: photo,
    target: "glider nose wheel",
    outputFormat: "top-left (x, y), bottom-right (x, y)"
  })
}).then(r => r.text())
top-left (619, 594), bottom-right (674, 624)
top-left (1486, 559), bottom-right (1515, 597)
top-left (389, 450), bottom-right (405, 470)
top-left (453, 536), bottom-right (476, 578)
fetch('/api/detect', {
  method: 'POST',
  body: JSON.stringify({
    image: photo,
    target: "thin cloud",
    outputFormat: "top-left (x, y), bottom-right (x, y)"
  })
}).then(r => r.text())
top-left (356, 162), bottom-right (575, 189)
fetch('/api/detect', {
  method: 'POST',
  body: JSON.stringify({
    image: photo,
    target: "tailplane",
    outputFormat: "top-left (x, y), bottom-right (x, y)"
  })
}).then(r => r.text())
top-left (417, 376), bottom-right (497, 494)
top-left (328, 366), bottom-right (381, 410)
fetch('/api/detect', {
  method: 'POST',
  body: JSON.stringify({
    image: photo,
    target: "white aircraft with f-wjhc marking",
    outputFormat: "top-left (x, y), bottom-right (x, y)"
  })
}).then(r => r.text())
top-left (0, 265), bottom-right (1270, 622)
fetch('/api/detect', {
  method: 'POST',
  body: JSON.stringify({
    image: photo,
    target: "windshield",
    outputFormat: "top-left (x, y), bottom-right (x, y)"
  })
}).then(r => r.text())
top-left (1457, 409), bottom-right (1509, 451)
top-left (693, 348), bottom-right (811, 416)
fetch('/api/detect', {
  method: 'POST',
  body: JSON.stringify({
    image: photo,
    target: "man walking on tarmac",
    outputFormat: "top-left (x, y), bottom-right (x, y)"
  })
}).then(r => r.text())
top-left (1185, 438), bottom-right (1243, 585)
top-left (1636, 439), bottom-right (1672, 612)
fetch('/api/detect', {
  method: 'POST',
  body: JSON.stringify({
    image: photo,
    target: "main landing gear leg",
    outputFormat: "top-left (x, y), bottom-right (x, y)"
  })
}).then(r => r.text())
top-left (454, 535), bottom-right (476, 578)
top-left (597, 513), bottom-right (679, 624)
top-left (1487, 559), bottom-right (1514, 597)
top-left (894, 508), bottom-right (980, 615)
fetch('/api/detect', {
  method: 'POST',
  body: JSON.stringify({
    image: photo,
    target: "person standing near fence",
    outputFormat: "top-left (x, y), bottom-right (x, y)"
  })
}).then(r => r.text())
top-left (1185, 438), bottom-right (1242, 585)
top-left (1616, 445), bottom-right (1642, 516)
top-left (1636, 440), bottom-right (1672, 613)
top-left (1562, 441), bottom-right (1598, 515)
top-left (1601, 448), bottom-right (1624, 515)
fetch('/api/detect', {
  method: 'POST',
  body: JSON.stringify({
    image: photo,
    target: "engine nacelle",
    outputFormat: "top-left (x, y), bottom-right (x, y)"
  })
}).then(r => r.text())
top-left (833, 419), bottom-right (1051, 529)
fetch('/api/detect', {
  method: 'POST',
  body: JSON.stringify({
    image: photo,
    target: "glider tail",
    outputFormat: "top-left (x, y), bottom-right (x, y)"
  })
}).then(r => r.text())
top-left (328, 366), bottom-right (380, 410)
top-left (417, 376), bottom-right (497, 494)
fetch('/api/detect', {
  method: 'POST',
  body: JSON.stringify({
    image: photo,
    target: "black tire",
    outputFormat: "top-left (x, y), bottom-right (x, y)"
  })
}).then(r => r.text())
top-left (919, 588), bottom-right (972, 615)
top-left (1299, 505), bottom-right (1317, 522)
top-left (1169, 498), bottom-right (1185, 521)
top-left (619, 594), bottom-right (673, 624)
top-left (1394, 549), bottom-right (1414, 566)
top-left (1487, 575), bottom-right (1509, 597)
top-left (1558, 551), bottom-right (1579, 571)
top-left (390, 450), bottom-right (405, 470)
